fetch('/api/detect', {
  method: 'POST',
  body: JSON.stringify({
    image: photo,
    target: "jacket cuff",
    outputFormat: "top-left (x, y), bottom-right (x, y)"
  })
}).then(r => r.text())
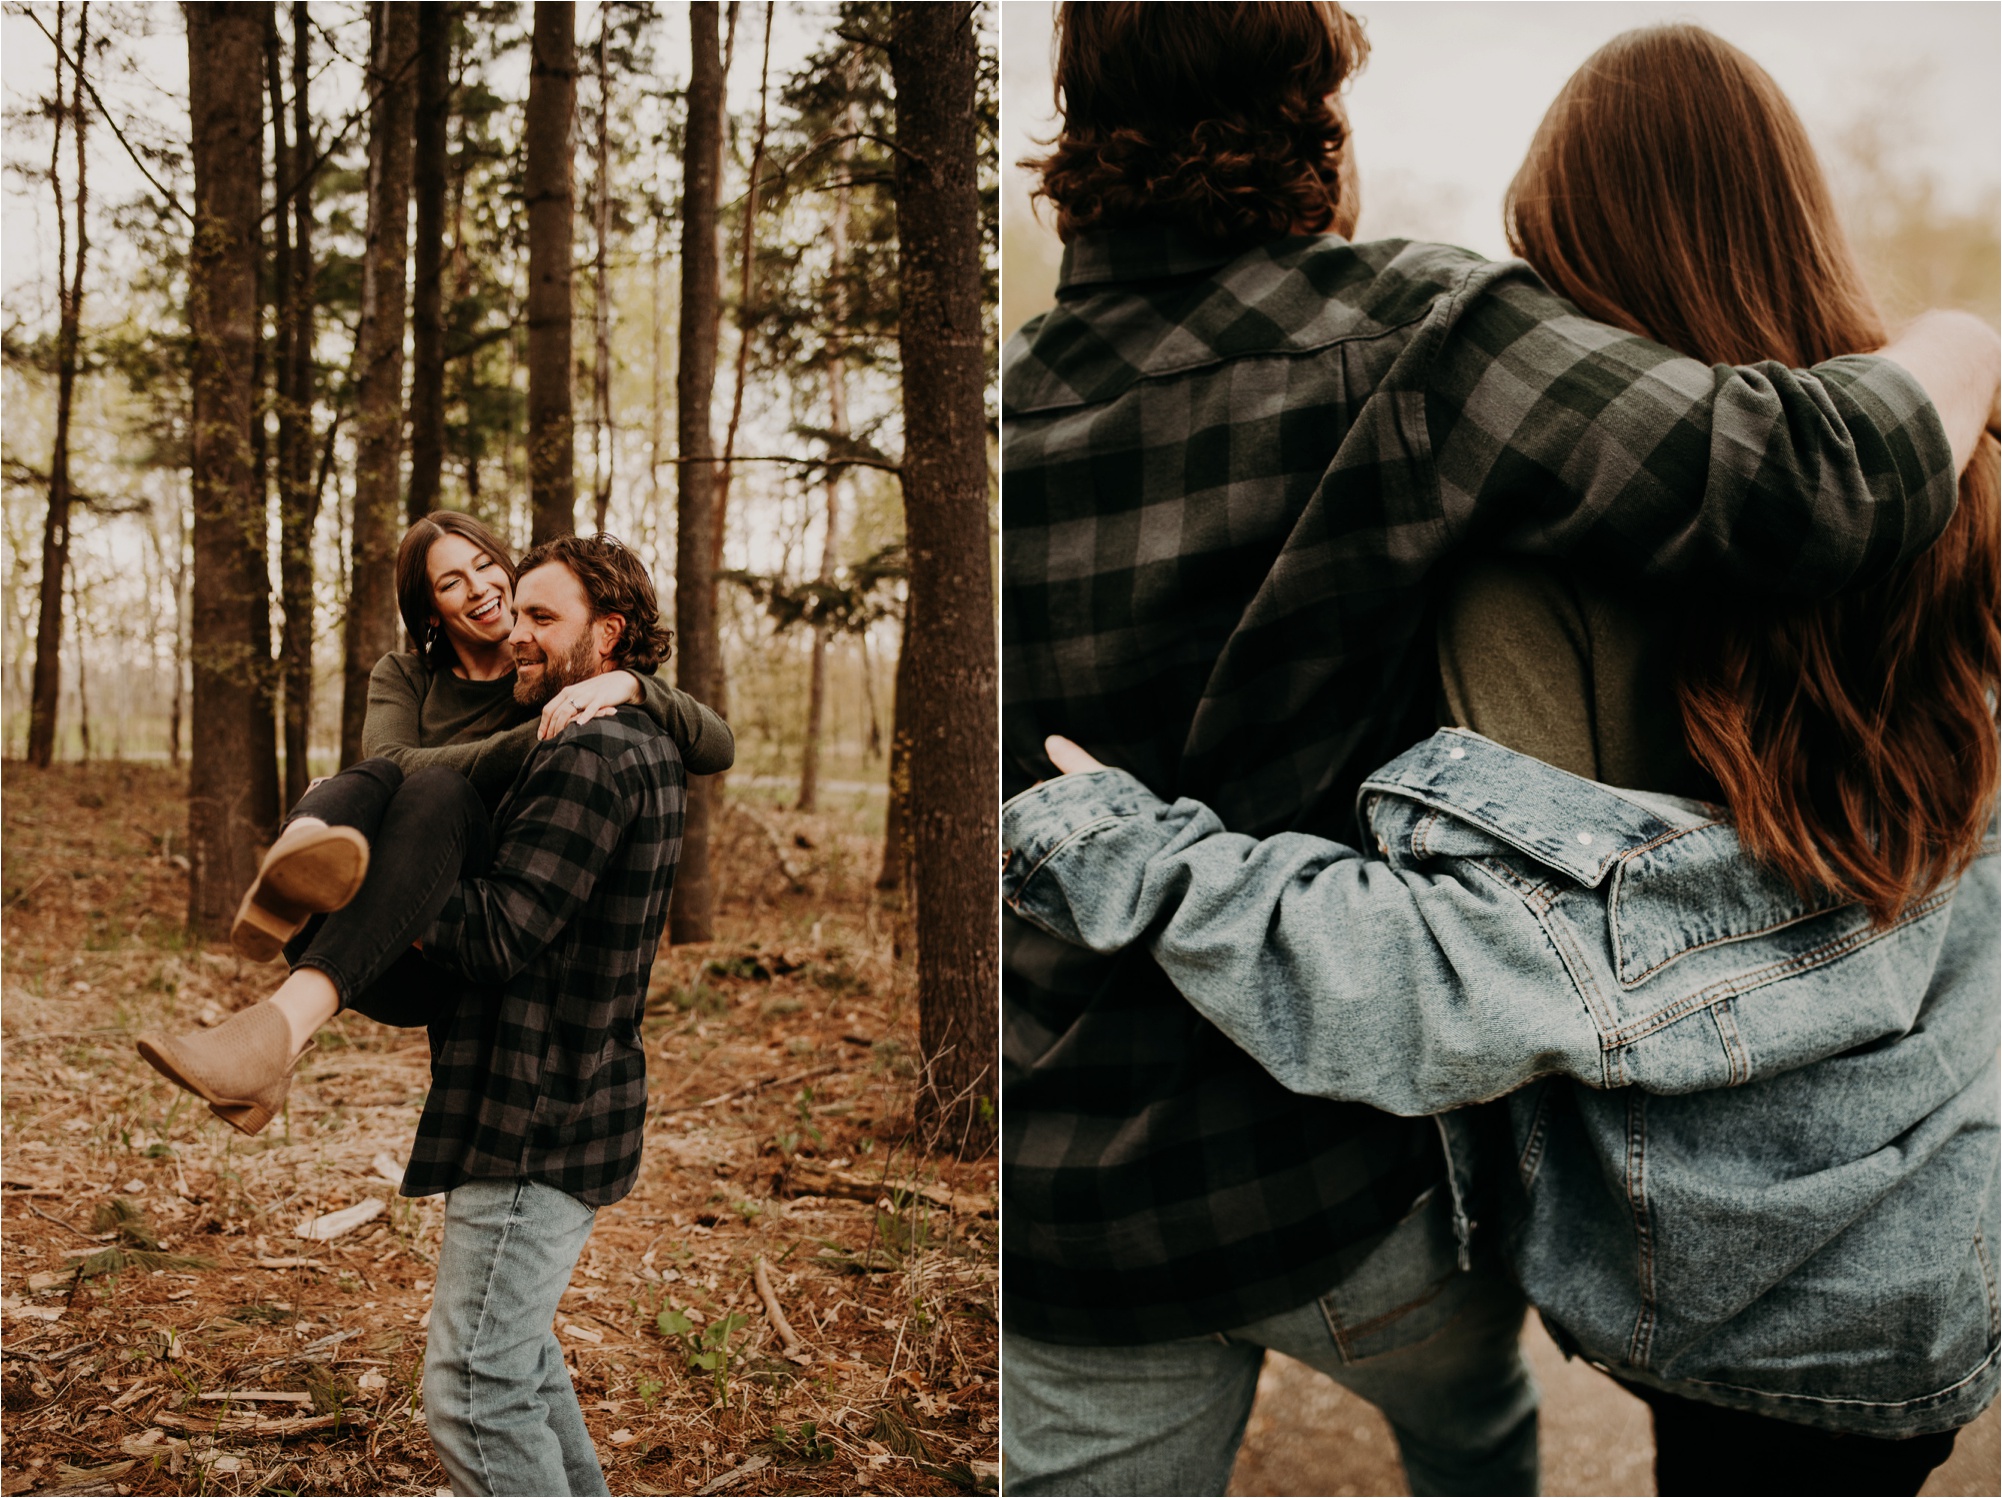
top-left (1001, 768), bottom-right (1168, 909)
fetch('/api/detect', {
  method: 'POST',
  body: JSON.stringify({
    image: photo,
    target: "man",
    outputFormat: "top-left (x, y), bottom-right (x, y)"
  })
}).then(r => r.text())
top-left (408, 533), bottom-right (684, 1497)
top-left (1000, 5), bottom-right (1999, 1495)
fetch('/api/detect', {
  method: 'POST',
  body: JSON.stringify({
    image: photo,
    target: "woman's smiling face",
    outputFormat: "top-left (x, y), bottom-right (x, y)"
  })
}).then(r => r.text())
top-left (426, 532), bottom-right (514, 655)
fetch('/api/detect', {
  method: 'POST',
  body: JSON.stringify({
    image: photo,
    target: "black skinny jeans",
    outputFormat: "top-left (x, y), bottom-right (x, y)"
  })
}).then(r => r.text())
top-left (1620, 1379), bottom-right (1959, 1496)
top-left (282, 759), bottom-right (491, 1029)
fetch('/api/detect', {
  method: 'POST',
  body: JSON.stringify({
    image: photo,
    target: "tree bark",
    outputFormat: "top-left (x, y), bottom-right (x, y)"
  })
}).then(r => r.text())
top-left (28, 1), bottom-right (88, 770)
top-left (185, 1), bottom-right (273, 933)
top-left (669, 0), bottom-right (725, 945)
top-left (875, 615), bottom-right (913, 892)
top-left (526, 0), bottom-right (576, 544)
top-left (279, 0), bottom-right (318, 805)
top-left (243, 8), bottom-right (280, 836)
top-left (339, 0), bottom-right (417, 766)
top-left (407, 0), bottom-right (452, 522)
top-left (890, 2), bottom-right (997, 1155)
top-left (589, 13), bottom-right (612, 534)
top-left (798, 78), bottom-right (854, 814)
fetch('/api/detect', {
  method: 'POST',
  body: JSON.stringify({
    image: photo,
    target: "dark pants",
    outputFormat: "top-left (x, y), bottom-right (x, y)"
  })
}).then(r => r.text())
top-left (283, 759), bottom-right (491, 1029)
top-left (1623, 1380), bottom-right (1959, 1496)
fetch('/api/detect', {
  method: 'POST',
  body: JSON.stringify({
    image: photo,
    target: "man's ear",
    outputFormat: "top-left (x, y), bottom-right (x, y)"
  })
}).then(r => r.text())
top-left (594, 611), bottom-right (625, 665)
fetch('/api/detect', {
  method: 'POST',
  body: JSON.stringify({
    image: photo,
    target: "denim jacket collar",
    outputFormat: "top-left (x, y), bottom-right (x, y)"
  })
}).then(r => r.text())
top-left (1358, 727), bottom-right (1699, 888)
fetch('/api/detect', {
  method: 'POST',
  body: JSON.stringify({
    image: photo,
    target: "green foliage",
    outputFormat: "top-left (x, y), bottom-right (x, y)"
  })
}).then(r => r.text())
top-left (722, 543), bottom-right (906, 636)
top-left (767, 1418), bottom-right (836, 1464)
top-left (72, 1198), bottom-right (213, 1279)
top-left (654, 1304), bottom-right (751, 1399)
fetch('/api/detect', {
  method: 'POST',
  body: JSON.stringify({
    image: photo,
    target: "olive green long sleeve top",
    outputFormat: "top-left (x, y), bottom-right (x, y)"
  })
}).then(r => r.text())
top-left (1435, 558), bottom-right (1713, 800)
top-left (363, 652), bottom-right (734, 804)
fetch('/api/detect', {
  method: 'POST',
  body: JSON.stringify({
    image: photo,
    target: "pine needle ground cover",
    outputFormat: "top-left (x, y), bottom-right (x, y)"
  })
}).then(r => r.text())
top-left (1, 761), bottom-right (997, 1497)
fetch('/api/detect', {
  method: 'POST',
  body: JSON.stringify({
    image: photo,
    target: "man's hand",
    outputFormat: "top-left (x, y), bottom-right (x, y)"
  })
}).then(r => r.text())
top-left (537, 669), bottom-right (640, 741)
top-left (1046, 735), bottom-right (1107, 775)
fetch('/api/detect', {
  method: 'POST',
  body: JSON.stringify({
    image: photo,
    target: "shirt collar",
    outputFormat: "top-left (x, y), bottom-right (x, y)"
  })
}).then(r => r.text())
top-left (1055, 227), bottom-right (1241, 291)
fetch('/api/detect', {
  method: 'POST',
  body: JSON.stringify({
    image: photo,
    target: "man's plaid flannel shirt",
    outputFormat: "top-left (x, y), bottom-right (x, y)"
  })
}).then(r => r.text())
top-left (1001, 228), bottom-right (1957, 1345)
top-left (405, 706), bottom-right (685, 1208)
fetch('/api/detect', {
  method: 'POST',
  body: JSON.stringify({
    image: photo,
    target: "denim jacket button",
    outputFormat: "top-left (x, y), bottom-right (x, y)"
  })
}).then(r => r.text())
top-left (1576, 832), bottom-right (1594, 845)
top-left (1449, 747), bottom-right (1467, 759)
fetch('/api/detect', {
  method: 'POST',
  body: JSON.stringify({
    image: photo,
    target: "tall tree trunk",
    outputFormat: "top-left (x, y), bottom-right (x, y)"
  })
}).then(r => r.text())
top-left (710, 1), bottom-right (772, 739)
top-left (266, 7), bottom-right (294, 792)
top-left (875, 613), bottom-right (914, 893)
top-left (798, 78), bottom-right (853, 814)
top-left (339, 0), bottom-right (417, 766)
top-left (589, 13), bottom-right (612, 534)
top-left (669, 0), bottom-right (724, 945)
top-left (28, 1), bottom-right (88, 770)
top-left (68, 565), bottom-right (89, 762)
top-left (526, 0), bottom-right (576, 544)
top-left (890, 2), bottom-right (997, 1155)
top-left (185, 1), bottom-right (272, 933)
top-left (407, 0), bottom-right (451, 522)
top-left (279, 0), bottom-right (318, 805)
top-left (170, 495), bottom-right (189, 768)
top-left (243, 8), bottom-right (280, 836)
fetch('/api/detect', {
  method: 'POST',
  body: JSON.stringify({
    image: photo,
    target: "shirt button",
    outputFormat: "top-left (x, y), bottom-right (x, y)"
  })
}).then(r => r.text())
top-left (1576, 832), bottom-right (1594, 845)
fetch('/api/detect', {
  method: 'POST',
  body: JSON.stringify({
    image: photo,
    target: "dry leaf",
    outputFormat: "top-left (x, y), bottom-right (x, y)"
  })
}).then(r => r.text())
top-left (118, 1430), bottom-right (188, 1460)
top-left (370, 1152), bottom-right (406, 1187)
top-left (609, 1428), bottom-right (637, 1445)
top-left (561, 1322), bottom-right (604, 1344)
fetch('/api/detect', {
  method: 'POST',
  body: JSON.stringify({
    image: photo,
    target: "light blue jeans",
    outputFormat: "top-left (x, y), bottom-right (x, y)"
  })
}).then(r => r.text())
top-left (423, 1179), bottom-right (609, 1497)
top-left (1003, 1188), bottom-right (1539, 1496)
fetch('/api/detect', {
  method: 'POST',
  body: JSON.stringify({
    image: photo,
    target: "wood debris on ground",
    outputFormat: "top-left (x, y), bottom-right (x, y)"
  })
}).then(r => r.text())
top-left (1, 762), bottom-right (998, 1496)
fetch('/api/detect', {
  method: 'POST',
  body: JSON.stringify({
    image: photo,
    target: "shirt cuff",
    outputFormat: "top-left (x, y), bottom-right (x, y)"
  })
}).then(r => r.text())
top-left (1000, 767), bottom-right (1168, 911)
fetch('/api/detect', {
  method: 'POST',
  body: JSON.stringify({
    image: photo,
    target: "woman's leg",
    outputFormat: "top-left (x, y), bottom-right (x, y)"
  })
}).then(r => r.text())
top-left (1631, 1381), bottom-right (1958, 1496)
top-left (270, 766), bottom-right (492, 1047)
top-left (285, 756), bottom-right (405, 836)
top-left (231, 759), bottom-right (407, 961)
top-left (140, 766), bottom-right (489, 1132)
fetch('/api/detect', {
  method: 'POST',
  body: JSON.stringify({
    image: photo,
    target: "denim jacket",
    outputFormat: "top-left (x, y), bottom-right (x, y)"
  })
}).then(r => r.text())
top-left (1000, 728), bottom-right (2000, 1436)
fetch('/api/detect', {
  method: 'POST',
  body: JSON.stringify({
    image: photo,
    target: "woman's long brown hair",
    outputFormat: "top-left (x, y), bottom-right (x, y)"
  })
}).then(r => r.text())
top-left (1506, 25), bottom-right (1998, 925)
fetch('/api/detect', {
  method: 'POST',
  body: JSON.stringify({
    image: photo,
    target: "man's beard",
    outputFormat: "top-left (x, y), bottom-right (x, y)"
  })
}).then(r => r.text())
top-left (513, 632), bottom-right (603, 708)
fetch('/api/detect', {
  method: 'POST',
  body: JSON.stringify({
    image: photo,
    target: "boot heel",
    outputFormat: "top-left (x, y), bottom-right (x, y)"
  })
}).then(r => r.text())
top-left (230, 826), bottom-right (369, 962)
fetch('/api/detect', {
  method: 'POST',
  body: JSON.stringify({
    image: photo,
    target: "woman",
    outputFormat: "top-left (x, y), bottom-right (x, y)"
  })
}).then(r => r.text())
top-left (138, 511), bottom-right (729, 1133)
top-left (1005, 27), bottom-right (1998, 1496)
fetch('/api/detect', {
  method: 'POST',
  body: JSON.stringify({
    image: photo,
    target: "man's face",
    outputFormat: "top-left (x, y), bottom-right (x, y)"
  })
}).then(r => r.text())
top-left (510, 562), bottom-right (619, 707)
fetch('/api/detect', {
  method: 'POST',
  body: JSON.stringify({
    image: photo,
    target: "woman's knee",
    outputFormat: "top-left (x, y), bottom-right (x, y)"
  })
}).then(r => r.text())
top-left (397, 767), bottom-right (486, 829)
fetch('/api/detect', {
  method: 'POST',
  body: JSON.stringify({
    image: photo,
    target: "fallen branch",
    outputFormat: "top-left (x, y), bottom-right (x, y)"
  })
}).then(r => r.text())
top-left (660, 1062), bottom-right (841, 1116)
top-left (696, 1454), bottom-right (772, 1495)
top-left (26, 1205), bottom-right (98, 1241)
top-left (153, 1406), bottom-right (368, 1439)
top-left (784, 1161), bottom-right (994, 1219)
top-left (726, 798), bottom-right (809, 891)
top-left (753, 1255), bottom-right (805, 1355)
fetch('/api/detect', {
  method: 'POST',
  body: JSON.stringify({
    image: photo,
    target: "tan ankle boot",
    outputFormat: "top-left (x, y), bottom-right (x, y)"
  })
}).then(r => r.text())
top-left (231, 823), bottom-right (370, 963)
top-left (137, 1002), bottom-right (297, 1135)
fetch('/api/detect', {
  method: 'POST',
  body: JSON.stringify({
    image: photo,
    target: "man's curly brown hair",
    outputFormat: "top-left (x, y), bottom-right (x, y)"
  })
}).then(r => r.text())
top-left (1025, 2), bottom-right (1369, 251)
top-left (516, 532), bottom-right (674, 675)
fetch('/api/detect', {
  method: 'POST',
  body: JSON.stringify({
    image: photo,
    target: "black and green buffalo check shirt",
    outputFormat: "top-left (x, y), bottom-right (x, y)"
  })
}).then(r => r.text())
top-left (405, 707), bottom-right (685, 1208)
top-left (1000, 228), bottom-right (1957, 1345)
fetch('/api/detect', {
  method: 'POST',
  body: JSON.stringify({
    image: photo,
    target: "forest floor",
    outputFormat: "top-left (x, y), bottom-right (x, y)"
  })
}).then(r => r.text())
top-left (0, 760), bottom-right (997, 1498)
